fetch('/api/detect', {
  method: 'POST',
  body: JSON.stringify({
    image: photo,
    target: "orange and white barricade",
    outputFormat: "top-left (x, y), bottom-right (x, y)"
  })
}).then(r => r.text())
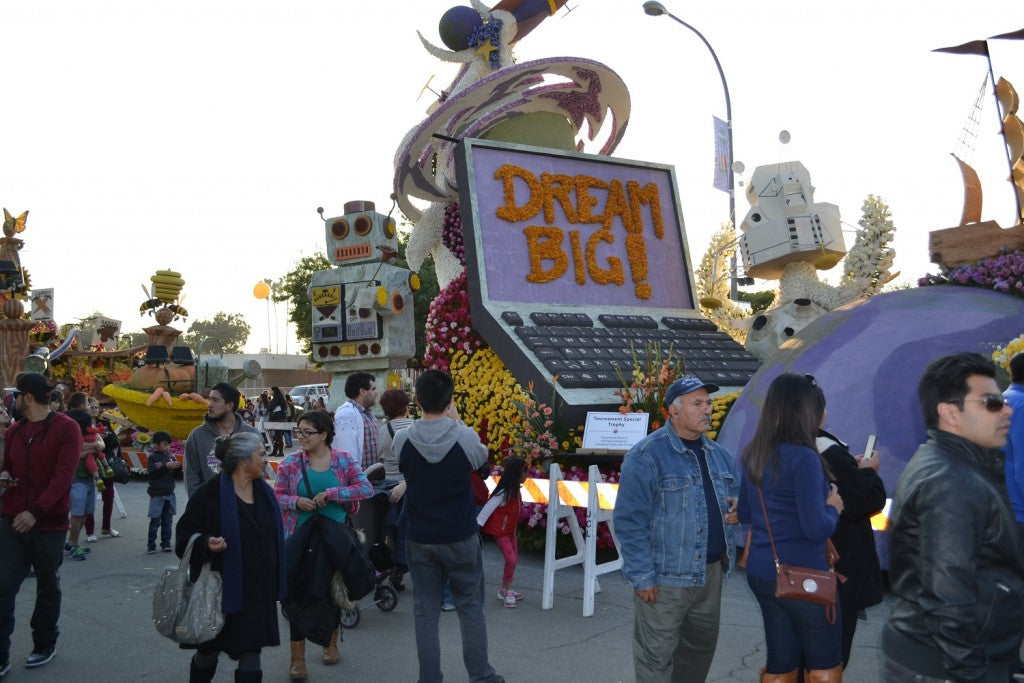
top-left (483, 463), bottom-right (621, 617)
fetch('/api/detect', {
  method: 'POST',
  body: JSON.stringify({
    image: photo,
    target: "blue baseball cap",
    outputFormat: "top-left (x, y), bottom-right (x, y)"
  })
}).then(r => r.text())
top-left (664, 375), bottom-right (720, 406)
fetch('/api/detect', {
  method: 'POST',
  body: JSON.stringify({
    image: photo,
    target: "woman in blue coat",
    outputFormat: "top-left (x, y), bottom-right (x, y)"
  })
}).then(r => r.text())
top-left (738, 374), bottom-right (845, 683)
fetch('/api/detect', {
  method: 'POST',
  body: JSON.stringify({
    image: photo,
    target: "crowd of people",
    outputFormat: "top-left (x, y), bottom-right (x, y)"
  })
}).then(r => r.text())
top-left (0, 350), bottom-right (1022, 682)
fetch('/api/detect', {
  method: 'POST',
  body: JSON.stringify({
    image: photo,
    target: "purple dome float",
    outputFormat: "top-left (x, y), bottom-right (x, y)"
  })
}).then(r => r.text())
top-left (716, 286), bottom-right (1023, 567)
top-left (438, 6), bottom-right (484, 51)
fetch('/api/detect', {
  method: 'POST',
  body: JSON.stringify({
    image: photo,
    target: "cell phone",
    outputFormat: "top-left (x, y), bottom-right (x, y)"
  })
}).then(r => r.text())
top-left (862, 435), bottom-right (877, 459)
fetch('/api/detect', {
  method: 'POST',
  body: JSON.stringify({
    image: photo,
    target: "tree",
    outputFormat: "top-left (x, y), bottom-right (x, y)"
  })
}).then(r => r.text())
top-left (180, 312), bottom-right (250, 353)
top-left (273, 253), bottom-right (332, 358)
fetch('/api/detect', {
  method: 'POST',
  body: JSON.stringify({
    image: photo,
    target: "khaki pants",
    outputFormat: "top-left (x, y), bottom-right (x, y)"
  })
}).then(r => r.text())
top-left (633, 562), bottom-right (723, 683)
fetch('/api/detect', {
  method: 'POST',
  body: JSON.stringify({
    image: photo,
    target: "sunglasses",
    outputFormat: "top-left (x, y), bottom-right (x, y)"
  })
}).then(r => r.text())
top-left (955, 394), bottom-right (1007, 413)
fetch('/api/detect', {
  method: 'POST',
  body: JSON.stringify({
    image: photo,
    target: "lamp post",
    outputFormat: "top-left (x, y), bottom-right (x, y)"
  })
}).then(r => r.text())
top-left (642, 1), bottom-right (738, 299)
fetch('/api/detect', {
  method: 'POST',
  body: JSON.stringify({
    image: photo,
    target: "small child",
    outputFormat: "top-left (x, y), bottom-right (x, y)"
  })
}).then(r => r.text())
top-left (146, 431), bottom-right (180, 554)
top-left (69, 413), bottom-right (113, 492)
top-left (476, 456), bottom-right (526, 608)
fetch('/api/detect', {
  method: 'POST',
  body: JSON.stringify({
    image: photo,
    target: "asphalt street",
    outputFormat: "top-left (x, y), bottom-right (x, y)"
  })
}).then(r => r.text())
top-left (2, 480), bottom-right (889, 681)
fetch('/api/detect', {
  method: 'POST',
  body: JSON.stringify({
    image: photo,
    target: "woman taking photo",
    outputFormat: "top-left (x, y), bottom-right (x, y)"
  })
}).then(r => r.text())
top-left (273, 410), bottom-right (372, 680)
top-left (175, 432), bottom-right (286, 683)
top-left (738, 373), bottom-right (845, 683)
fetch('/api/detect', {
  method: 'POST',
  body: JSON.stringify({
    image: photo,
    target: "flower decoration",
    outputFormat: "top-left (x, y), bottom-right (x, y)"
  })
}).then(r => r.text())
top-left (441, 202), bottom-right (466, 266)
top-left (450, 347), bottom-right (526, 458)
top-left (706, 391), bottom-right (740, 440)
top-left (695, 222), bottom-right (752, 344)
top-left (467, 16), bottom-right (505, 71)
top-left (993, 333), bottom-right (1024, 371)
top-left (423, 271), bottom-right (485, 372)
top-left (614, 341), bottom-right (687, 432)
top-left (920, 248), bottom-right (1024, 298)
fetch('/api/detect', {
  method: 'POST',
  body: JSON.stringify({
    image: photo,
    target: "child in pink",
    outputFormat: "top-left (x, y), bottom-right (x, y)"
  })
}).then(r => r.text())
top-left (476, 456), bottom-right (526, 608)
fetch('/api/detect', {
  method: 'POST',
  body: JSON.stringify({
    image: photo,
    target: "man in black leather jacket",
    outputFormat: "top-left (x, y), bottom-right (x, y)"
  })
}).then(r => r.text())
top-left (883, 352), bottom-right (1023, 682)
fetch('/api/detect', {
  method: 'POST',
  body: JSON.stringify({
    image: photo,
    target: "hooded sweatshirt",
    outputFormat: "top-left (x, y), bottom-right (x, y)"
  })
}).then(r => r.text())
top-left (184, 411), bottom-right (259, 496)
top-left (1, 412), bottom-right (83, 532)
top-left (396, 416), bottom-right (488, 544)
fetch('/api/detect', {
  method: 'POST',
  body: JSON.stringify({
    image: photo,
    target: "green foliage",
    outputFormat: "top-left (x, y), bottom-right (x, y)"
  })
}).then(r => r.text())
top-left (272, 253), bottom-right (332, 360)
top-left (738, 290), bottom-right (775, 313)
top-left (180, 312), bottom-right (251, 354)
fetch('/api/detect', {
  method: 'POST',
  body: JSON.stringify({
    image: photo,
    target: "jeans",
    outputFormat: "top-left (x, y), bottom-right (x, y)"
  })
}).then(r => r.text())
top-left (407, 533), bottom-right (499, 683)
top-left (85, 481), bottom-right (115, 535)
top-left (148, 500), bottom-right (173, 550)
top-left (0, 517), bottom-right (65, 663)
top-left (747, 574), bottom-right (842, 672)
top-left (633, 561), bottom-right (723, 683)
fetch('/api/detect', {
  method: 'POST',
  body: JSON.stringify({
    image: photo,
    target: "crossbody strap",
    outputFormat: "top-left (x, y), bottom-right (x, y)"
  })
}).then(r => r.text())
top-left (299, 457), bottom-right (318, 516)
top-left (754, 486), bottom-right (782, 570)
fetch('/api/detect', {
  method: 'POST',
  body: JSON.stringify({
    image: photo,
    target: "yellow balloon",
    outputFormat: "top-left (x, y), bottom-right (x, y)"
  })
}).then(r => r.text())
top-left (253, 281), bottom-right (270, 299)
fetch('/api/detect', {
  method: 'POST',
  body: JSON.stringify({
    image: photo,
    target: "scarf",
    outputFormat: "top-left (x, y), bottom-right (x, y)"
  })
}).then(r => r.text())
top-left (219, 473), bottom-right (288, 614)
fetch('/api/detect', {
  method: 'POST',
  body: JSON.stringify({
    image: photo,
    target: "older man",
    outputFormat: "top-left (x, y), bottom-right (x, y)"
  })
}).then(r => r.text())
top-left (884, 352), bottom-right (1024, 682)
top-left (613, 375), bottom-right (739, 683)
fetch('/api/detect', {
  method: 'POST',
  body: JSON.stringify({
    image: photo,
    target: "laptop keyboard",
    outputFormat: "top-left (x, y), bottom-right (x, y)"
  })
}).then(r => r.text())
top-left (509, 312), bottom-right (759, 389)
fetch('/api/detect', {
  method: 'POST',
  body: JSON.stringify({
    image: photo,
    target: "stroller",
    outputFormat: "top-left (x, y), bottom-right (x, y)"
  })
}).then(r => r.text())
top-left (340, 465), bottom-right (400, 628)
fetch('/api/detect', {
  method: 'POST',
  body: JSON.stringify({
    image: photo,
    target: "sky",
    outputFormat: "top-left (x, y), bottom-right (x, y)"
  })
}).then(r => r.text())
top-left (2, 1), bottom-right (1021, 354)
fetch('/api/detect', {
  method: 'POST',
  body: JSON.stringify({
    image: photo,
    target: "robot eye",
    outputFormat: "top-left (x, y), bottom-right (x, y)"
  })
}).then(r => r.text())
top-left (382, 217), bottom-right (396, 239)
top-left (331, 220), bottom-right (349, 240)
top-left (354, 215), bottom-right (372, 236)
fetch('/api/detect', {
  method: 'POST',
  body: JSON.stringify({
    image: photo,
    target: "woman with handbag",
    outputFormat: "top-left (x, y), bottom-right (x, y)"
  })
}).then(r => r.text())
top-left (738, 373), bottom-right (845, 683)
top-left (273, 410), bottom-right (372, 680)
top-left (175, 431), bottom-right (287, 683)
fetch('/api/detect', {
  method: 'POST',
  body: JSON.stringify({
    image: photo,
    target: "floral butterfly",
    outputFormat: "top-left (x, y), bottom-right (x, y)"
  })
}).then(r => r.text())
top-left (2, 209), bottom-right (27, 235)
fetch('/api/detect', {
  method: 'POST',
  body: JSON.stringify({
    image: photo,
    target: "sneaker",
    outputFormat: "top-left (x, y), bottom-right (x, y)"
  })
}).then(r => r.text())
top-left (86, 535), bottom-right (98, 543)
top-left (497, 589), bottom-right (523, 601)
top-left (65, 543), bottom-right (90, 555)
top-left (67, 546), bottom-right (87, 561)
top-left (101, 529), bottom-right (120, 537)
top-left (441, 602), bottom-right (456, 612)
top-left (147, 548), bottom-right (156, 554)
top-left (0, 660), bottom-right (10, 677)
top-left (502, 592), bottom-right (517, 608)
top-left (162, 546), bottom-right (173, 552)
top-left (25, 647), bottom-right (55, 668)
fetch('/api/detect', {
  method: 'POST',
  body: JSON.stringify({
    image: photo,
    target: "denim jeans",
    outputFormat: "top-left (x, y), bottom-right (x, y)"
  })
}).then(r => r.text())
top-left (148, 500), bottom-right (173, 550)
top-left (747, 574), bottom-right (842, 672)
top-left (0, 517), bottom-right (66, 663)
top-left (406, 533), bottom-right (499, 683)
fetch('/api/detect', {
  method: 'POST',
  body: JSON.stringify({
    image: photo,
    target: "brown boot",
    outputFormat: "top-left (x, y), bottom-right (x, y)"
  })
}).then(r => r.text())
top-left (323, 628), bottom-right (341, 665)
top-left (760, 668), bottom-right (799, 682)
top-left (289, 640), bottom-right (308, 680)
top-left (805, 666), bottom-right (843, 682)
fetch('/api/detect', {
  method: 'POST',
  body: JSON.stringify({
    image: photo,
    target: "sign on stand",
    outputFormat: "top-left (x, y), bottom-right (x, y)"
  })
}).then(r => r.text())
top-left (580, 412), bottom-right (649, 452)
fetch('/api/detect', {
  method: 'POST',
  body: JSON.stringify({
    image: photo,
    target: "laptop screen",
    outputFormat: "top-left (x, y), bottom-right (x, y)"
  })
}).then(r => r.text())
top-left (458, 139), bottom-right (696, 311)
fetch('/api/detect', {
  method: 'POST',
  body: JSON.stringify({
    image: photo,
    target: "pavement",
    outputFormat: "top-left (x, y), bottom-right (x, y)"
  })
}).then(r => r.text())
top-left (2, 480), bottom-right (889, 681)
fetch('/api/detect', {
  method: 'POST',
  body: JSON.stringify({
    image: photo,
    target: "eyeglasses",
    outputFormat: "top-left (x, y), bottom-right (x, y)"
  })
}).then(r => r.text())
top-left (292, 429), bottom-right (322, 438)
top-left (956, 394), bottom-right (1007, 413)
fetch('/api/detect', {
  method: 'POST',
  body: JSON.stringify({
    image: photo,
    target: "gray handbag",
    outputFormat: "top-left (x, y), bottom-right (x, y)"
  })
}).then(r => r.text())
top-left (152, 533), bottom-right (225, 644)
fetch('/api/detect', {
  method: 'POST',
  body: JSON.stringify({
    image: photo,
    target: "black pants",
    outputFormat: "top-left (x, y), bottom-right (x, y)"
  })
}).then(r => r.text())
top-left (0, 517), bottom-right (65, 662)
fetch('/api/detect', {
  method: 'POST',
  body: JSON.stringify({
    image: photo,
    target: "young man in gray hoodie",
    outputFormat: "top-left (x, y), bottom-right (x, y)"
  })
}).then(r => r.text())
top-left (395, 369), bottom-right (503, 683)
top-left (183, 383), bottom-right (260, 496)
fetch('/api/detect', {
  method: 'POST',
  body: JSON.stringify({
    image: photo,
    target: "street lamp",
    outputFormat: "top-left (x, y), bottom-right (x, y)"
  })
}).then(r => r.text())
top-left (642, 1), bottom-right (739, 299)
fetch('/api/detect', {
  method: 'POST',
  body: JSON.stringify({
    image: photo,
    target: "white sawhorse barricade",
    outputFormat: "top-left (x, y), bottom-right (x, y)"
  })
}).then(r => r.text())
top-left (485, 463), bottom-right (620, 617)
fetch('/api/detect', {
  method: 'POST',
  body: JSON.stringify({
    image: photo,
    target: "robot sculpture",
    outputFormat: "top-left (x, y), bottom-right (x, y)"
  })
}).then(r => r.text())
top-left (309, 201), bottom-right (417, 407)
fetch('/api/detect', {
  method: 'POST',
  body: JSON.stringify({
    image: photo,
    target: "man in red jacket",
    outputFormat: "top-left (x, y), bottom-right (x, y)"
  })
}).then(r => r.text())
top-left (0, 373), bottom-right (82, 676)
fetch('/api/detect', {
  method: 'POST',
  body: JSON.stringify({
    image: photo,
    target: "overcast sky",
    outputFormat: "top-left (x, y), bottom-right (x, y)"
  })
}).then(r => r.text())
top-left (2, 1), bottom-right (1020, 353)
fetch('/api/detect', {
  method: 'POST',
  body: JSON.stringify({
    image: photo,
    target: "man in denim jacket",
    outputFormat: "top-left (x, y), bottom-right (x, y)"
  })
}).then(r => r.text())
top-left (613, 375), bottom-right (739, 683)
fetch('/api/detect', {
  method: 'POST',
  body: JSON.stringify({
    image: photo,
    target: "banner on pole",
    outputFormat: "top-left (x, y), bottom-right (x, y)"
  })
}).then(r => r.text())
top-left (713, 116), bottom-right (731, 193)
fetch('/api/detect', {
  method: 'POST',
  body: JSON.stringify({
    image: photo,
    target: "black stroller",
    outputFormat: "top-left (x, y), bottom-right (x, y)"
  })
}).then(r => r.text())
top-left (340, 466), bottom-right (400, 628)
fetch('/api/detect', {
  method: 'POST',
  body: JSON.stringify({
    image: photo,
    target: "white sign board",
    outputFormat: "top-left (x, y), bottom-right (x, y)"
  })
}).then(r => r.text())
top-left (581, 412), bottom-right (650, 451)
top-left (30, 288), bottom-right (53, 321)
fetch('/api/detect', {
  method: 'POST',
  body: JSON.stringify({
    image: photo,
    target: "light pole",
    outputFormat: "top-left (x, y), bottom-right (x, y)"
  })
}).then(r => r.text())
top-left (642, 1), bottom-right (738, 299)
